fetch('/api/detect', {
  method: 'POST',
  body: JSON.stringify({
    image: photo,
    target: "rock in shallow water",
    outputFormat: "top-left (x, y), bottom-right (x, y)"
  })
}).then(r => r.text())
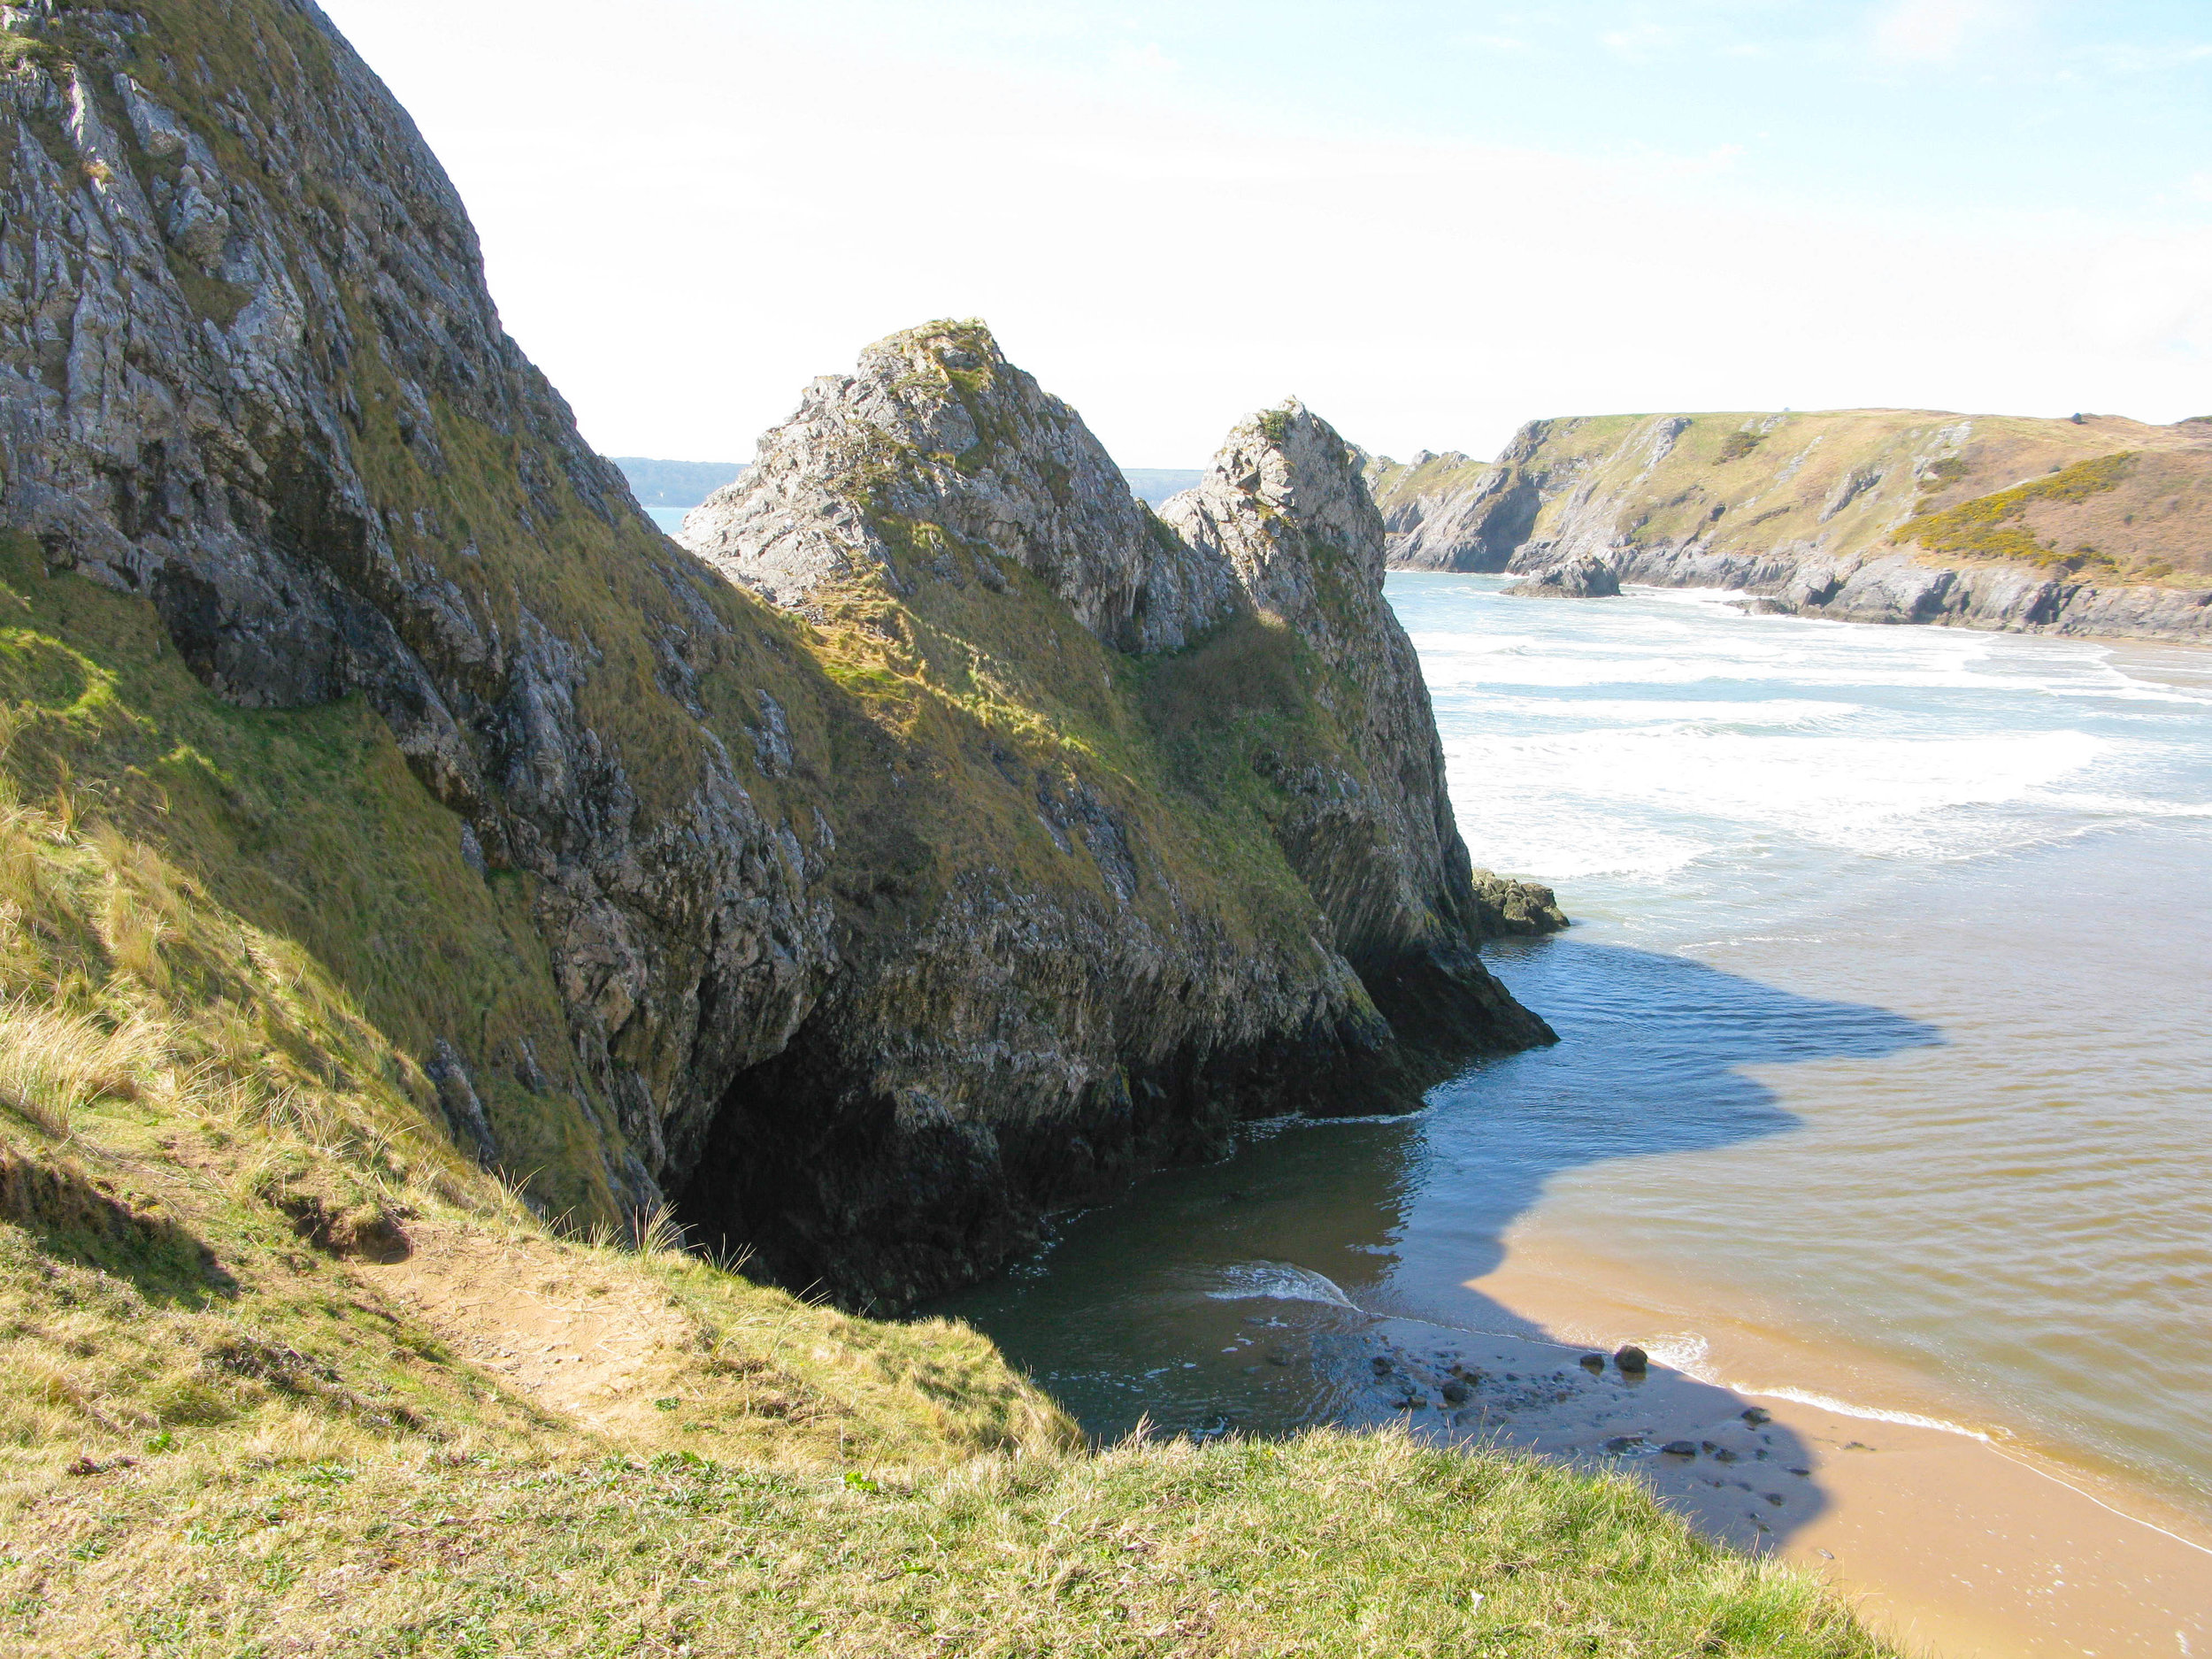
top-left (1502, 554), bottom-right (1622, 599)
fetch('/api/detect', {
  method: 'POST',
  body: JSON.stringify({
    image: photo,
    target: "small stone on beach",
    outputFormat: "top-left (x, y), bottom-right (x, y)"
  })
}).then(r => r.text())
top-left (1579, 1354), bottom-right (1606, 1373)
top-left (1741, 1408), bottom-right (1771, 1425)
top-left (1614, 1345), bottom-right (1648, 1374)
top-left (1661, 1440), bottom-right (1699, 1456)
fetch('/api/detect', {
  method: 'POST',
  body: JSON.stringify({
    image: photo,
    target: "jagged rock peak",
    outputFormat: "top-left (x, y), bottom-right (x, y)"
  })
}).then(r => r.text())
top-left (1161, 400), bottom-right (1548, 1024)
top-left (682, 320), bottom-right (1221, 649)
top-left (1156, 397), bottom-right (1391, 657)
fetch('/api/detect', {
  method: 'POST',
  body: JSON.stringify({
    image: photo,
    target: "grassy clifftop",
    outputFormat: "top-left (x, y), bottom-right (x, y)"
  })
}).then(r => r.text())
top-left (1370, 410), bottom-right (2212, 585)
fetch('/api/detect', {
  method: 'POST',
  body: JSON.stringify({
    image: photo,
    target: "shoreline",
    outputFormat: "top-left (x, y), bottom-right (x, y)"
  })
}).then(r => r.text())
top-left (1395, 566), bottom-right (2212, 652)
top-left (1438, 1241), bottom-right (2212, 1657)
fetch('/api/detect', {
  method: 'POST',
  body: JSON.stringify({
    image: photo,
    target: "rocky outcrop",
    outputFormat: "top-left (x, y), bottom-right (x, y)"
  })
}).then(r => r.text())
top-left (1467, 872), bottom-right (1570, 937)
top-left (683, 327), bottom-right (1228, 654)
top-left (0, 4), bottom-right (1549, 1310)
top-left (1503, 554), bottom-right (1619, 599)
top-left (1371, 411), bottom-right (2212, 643)
top-left (1151, 402), bottom-right (1557, 1009)
top-left (680, 341), bottom-right (1552, 1303)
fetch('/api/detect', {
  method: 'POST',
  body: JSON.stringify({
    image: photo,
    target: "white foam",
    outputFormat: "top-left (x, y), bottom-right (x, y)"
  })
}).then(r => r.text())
top-left (1206, 1262), bottom-right (1360, 1310)
top-left (1641, 1333), bottom-right (1712, 1375)
top-left (1441, 725), bottom-right (2109, 878)
top-left (1753, 1386), bottom-right (1994, 1442)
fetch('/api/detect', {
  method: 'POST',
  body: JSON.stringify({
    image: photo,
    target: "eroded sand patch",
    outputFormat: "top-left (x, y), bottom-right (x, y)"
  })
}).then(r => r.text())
top-left (357, 1223), bottom-right (690, 1433)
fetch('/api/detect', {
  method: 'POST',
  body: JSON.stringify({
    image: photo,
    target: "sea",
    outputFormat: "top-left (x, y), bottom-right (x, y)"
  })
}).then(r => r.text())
top-left (929, 573), bottom-right (2212, 1546)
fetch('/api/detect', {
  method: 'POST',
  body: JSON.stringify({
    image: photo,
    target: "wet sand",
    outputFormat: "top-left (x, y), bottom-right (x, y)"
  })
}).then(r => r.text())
top-left (1447, 1245), bottom-right (2212, 1658)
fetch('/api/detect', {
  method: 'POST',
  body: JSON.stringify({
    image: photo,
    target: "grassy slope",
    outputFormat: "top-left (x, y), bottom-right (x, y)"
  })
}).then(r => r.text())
top-left (1374, 411), bottom-right (2212, 584)
top-left (1365, 450), bottom-right (1497, 519)
top-left (14, 1432), bottom-right (1890, 1658)
top-left (0, 472), bottom-right (1898, 1658)
top-left (0, 538), bottom-right (1898, 1659)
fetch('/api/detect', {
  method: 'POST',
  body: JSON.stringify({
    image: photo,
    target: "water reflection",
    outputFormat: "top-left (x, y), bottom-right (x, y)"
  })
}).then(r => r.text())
top-left (928, 940), bottom-right (1945, 1549)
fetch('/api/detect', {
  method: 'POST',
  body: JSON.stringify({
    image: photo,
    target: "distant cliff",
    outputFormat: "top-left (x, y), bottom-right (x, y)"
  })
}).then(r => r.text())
top-left (1366, 413), bottom-right (2212, 642)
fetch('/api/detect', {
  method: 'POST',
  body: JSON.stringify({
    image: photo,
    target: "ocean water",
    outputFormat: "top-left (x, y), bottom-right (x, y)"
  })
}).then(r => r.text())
top-left (933, 574), bottom-right (2212, 1532)
top-left (646, 506), bottom-right (691, 534)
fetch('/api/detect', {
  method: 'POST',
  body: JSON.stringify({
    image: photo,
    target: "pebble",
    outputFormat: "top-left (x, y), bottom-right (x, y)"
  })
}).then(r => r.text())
top-left (1740, 1407), bottom-right (1771, 1425)
top-left (1578, 1354), bottom-right (1606, 1373)
top-left (1660, 1440), bottom-right (1699, 1456)
top-left (1440, 1380), bottom-right (1471, 1406)
top-left (1614, 1345), bottom-right (1649, 1374)
top-left (1371, 1356), bottom-right (1393, 1376)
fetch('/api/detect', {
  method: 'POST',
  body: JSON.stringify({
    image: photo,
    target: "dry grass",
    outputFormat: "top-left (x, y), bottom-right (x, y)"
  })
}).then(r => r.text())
top-left (0, 1426), bottom-right (1899, 1658)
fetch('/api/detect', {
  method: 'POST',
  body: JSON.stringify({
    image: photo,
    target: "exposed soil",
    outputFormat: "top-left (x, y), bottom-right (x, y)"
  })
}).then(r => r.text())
top-left (357, 1223), bottom-right (688, 1432)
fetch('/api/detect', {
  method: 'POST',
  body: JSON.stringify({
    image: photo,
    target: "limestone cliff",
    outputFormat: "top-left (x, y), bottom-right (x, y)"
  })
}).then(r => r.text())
top-left (0, 0), bottom-right (840, 1228)
top-left (0, 1), bottom-right (1548, 1311)
top-left (1367, 412), bottom-right (2212, 642)
top-left (680, 334), bottom-right (1549, 1303)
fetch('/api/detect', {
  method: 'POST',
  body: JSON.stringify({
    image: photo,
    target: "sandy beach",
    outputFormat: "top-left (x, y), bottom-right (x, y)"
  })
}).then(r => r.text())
top-left (1393, 1245), bottom-right (2212, 1658)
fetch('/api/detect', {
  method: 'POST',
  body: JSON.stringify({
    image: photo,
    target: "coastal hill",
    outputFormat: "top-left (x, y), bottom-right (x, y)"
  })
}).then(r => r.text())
top-left (1366, 410), bottom-right (2212, 641)
top-left (0, 0), bottom-right (1880, 1650)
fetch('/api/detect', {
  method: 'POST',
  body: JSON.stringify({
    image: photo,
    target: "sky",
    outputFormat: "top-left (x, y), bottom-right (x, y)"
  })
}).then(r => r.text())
top-left (314, 0), bottom-right (2212, 468)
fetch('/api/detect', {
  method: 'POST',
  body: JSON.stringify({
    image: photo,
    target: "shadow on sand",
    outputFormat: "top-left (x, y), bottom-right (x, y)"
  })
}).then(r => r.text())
top-left (927, 939), bottom-right (1945, 1554)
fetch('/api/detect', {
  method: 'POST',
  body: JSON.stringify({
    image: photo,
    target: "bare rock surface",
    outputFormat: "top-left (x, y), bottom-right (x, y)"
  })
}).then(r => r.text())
top-left (1503, 554), bottom-right (1620, 599)
top-left (678, 339), bottom-right (1552, 1303)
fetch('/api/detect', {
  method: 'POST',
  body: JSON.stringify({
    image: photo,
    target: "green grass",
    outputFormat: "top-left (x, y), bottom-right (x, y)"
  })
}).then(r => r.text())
top-left (4, 1425), bottom-right (1895, 1657)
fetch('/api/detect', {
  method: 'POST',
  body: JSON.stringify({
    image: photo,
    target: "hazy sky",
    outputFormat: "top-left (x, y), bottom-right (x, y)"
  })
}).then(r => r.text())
top-left (316, 0), bottom-right (2212, 468)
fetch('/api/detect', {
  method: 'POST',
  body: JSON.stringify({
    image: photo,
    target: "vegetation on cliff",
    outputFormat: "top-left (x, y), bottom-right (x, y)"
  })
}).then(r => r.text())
top-left (0, 5), bottom-right (1894, 1652)
top-left (1367, 409), bottom-right (2212, 639)
top-left (0, 573), bottom-right (1884, 1650)
top-left (0, 535), bottom-right (1886, 1654)
top-left (1370, 411), bottom-right (2212, 585)
top-left (1894, 450), bottom-right (2140, 575)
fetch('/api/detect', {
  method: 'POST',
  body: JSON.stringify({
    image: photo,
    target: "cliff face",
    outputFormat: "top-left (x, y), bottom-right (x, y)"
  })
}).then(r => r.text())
top-left (1368, 412), bottom-right (2212, 642)
top-left (0, 0), bottom-right (1546, 1311)
top-left (680, 334), bottom-right (1549, 1304)
top-left (0, 0), bottom-right (831, 1226)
